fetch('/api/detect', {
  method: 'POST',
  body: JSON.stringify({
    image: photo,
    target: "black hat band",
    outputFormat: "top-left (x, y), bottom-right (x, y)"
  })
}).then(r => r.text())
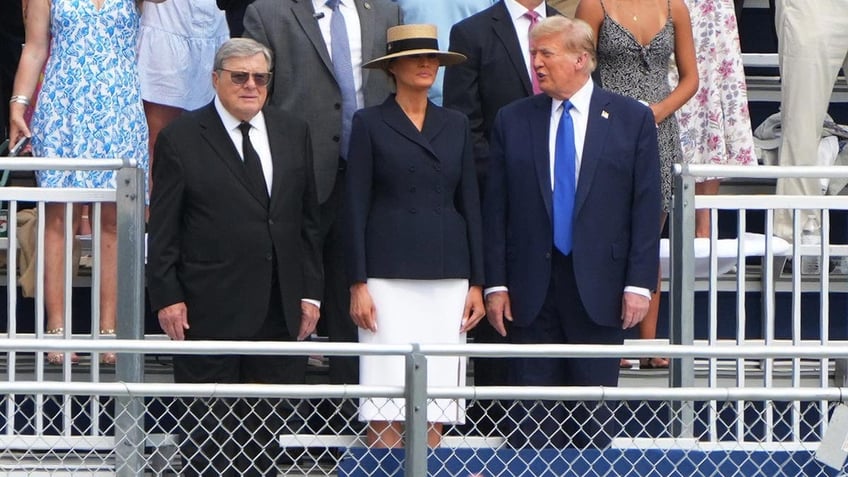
top-left (386, 38), bottom-right (439, 54)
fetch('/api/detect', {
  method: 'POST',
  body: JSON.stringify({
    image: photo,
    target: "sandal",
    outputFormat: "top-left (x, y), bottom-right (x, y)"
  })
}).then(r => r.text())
top-left (98, 329), bottom-right (117, 365)
top-left (45, 327), bottom-right (79, 365)
top-left (639, 357), bottom-right (669, 369)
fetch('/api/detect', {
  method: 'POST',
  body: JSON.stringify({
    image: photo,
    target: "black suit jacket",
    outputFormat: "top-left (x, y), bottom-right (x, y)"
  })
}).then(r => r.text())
top-left (344, 96), bottom-right (484, 286)
top-left (147, 102), bottom-right (322, 340)
top-left (443, 1), bottom-right (560, 181)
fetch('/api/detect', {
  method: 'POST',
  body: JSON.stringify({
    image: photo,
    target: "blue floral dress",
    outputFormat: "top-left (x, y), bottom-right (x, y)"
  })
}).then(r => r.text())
top-left (32, 0), bottom-right (148, 190)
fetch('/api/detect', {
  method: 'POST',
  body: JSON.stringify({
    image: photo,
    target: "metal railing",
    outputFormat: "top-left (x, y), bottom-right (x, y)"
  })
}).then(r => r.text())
top-left (1, 161), bottom-right (847, 476)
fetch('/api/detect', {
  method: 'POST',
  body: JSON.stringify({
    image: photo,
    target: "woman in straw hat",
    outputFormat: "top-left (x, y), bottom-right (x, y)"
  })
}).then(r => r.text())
top-left (344, 24), bottom-right (485, 448)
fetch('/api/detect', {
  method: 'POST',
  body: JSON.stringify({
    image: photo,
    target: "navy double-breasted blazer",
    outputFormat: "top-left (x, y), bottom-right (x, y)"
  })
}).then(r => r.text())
top-left (484, 87), bottom-right (662, 328)
top-left (344, 96), bottom-right (484, 286)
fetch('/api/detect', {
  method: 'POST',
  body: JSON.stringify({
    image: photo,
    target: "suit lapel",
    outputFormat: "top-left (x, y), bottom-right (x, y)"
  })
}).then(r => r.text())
top-left (491, 2), bottom-right (533, 96)
top-left (198, 103), bottom-right (269, 209)
top-left (530, 95), bottom-right (554, 220)
top-left (264, 108), bottom-right (287, 208)
top-left (291, 0), bottom-right (335, 77)
top-left (574, 88), bottom-right (612, 217)
top-left (380, 97), bottom-right (439, 158)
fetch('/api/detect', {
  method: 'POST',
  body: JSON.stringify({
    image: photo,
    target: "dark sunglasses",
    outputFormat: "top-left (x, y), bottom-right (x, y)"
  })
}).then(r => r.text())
top-left (219, 69), bottom-right (273, 86)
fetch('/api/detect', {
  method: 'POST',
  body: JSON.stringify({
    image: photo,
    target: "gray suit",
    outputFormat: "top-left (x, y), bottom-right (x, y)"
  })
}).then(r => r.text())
top-left (243, 0), bottom-right (401, 391)
top-left (244, 0), bottom-right (401, 202)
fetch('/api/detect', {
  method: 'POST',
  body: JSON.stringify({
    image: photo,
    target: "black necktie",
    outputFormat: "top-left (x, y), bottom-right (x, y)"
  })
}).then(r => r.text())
top-left (238, 121), bottom-right (269, 202)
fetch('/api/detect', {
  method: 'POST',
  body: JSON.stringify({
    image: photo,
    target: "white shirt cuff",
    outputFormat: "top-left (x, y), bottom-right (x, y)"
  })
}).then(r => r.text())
top-left (301, 298), bottom-right (321, 308)
top-left (623, 286), bottom-right (651, 300)
top-left (484, 286), bottom-right (508, 297)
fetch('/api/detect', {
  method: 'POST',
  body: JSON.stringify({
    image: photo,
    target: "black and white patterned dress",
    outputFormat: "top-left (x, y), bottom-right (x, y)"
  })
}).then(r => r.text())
top-left (596, 0), bottom-right (681, 211)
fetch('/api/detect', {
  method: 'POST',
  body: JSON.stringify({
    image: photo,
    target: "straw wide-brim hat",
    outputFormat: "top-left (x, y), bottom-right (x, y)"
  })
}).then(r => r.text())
top-left (362, 24), bottom-right (466, 69)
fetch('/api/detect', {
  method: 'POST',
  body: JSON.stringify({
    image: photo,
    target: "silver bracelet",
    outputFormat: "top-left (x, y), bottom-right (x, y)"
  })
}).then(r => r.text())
top-left (9, 95), bottom-right (30, 106)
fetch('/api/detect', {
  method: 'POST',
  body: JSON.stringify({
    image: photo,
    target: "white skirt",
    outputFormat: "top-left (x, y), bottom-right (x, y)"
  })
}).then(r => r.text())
top-left (359, 278), bottom-right (468, 424)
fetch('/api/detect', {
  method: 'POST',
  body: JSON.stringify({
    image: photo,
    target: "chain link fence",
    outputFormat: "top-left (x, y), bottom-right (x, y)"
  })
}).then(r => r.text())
top-left (1, 341), bottom-right (847, 476)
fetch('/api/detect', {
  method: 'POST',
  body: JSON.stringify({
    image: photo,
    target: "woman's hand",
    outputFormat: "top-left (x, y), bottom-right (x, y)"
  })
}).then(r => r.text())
top-left (349, 282), bottom-right (377, 332)
top-left (8, 107), bottom-right (31, 148)
top-left (460, 286), bottom-right (485, 333)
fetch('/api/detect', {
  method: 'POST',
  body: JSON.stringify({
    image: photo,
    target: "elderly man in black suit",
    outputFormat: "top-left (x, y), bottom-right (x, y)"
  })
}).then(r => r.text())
top-left (244, 0), bottom-right (401, 401)
top-left (148, 38), bottom-right (322, 476)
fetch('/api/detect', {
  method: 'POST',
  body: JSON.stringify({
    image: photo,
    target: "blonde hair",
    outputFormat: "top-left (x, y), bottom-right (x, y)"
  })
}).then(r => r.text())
top-left (530, 16), bottom-right (597, 73)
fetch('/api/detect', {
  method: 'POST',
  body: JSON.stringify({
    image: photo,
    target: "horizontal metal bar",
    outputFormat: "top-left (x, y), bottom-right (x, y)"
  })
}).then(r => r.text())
top-left (675, 164), bottom-right (848, 179)
top-left (0, 187), bottom-right (116, 202)
top-left (0, 381), bottom-right (842, 402)
top-left (4, 339), bottom-right (848, 359)
top-left (0, 158), bottom-right (134, 170)
top-left (695, 194), bottom-right (848, 210)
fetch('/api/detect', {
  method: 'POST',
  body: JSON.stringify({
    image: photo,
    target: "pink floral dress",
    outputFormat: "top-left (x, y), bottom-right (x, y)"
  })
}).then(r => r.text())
top-left (670, 0), bottom-right (756, 179)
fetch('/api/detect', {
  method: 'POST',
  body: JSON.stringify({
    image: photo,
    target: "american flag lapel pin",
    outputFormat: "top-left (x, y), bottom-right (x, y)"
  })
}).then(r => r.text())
top-left (601, 110), bottom-right (609, 119)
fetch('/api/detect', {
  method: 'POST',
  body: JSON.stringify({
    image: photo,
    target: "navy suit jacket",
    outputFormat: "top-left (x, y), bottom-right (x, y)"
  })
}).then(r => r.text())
top-left (484, 86), bottom-right (662, 328)
top-left (443, 1), bottom-right (560, 180)
top-left (344, 96), bottom-right (484, 286)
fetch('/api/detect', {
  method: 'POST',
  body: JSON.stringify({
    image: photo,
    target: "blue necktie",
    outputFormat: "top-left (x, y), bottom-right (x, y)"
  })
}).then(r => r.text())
top-left (326, 0), bottom-right (356, 159)
top-left (553, 101), bottom-right (576, 255)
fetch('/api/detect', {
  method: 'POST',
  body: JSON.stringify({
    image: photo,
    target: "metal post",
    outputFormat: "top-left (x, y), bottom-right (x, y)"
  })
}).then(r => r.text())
top-left (405, 344), bottom-right (428, 477)
top-left (114, 164), bottom-right (146, 476)
top-left (669, 165), bottom-right (696, 438)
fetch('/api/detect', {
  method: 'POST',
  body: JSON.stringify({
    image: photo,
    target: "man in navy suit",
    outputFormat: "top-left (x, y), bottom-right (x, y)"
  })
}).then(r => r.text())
top-left (483, 15), bottom-right (661, 448)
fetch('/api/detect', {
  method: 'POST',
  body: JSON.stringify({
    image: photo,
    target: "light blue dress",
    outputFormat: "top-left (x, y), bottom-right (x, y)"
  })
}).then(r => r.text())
top-left (32, 0), bottom-right (148, 190)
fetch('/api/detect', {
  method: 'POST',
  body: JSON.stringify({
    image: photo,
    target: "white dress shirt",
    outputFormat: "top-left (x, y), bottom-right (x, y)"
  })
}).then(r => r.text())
top-left (503, 0), bottom-right (547, 86)
top-left (313, 0), bottom-right (365, 109)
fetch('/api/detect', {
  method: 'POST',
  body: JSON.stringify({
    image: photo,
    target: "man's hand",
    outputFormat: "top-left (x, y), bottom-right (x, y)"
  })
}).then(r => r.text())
top-left (158, 302), bottom-right (189, 340)
top-left (297, 301), bottom-right (320, 341)
top-left (460, 286), bottom-right (486, 333)
top-left (620, 292), bottom-right (650, 329)
top-left (349, 283), bottom-right (377, 332)
top-left (485, 291), bottom-right (512, 337)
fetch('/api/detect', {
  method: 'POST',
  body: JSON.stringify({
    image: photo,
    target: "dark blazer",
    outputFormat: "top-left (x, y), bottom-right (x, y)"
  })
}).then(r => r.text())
top-left (344, 96), bottom-right (484, 286)
top-left (215, 0), bottom-right (255, 36)
top-left (443, 1), bottom-right (560, 179)
top-left (147, 102), bottom-right (322, 340)
top-left (484, 86), bottom-right (662, 328)
top-left (243, 0), bottom-right (401, 203)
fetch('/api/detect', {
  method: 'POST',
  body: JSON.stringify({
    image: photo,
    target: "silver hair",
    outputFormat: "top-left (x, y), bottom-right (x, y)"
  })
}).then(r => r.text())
top-left (530, 16), bottom-right (597, 73)
top-left (213, 38), bottom-right (273, 71)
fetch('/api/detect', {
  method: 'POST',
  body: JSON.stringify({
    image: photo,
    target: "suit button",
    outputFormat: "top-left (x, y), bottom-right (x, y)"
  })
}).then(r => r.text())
top-left (408, 166), bottom-right (415, 172)
top-left (545, 252), bottom-right (552, 259)
top-left (332, 135), bottom-right (340, 142)
top-left (409, 186), bottom-right (416, 193)
top-left (334, 103), bottom-right (341, 110)
top-left (435, 185), bottom-right (442, 193)
top-left (434, 207), bottom-right (441, 215)
top-left (265, 253), bottom-right (273, 261)
top-left (409, 208), bottom-right (417, 214)
top-left (268, 219), bottom-right (274, 225)
top-left (434, 164), bottom-right (441, 172)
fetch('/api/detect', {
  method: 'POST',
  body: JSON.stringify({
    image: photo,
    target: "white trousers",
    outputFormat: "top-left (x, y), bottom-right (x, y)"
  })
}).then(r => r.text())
top-left (774, 0), bottom-right (848, 240)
